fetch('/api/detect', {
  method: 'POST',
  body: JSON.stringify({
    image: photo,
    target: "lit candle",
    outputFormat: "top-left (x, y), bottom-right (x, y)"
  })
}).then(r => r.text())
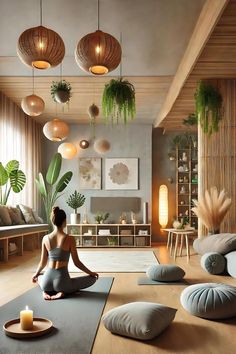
top-left (20, 305), bottom-right (33, 330)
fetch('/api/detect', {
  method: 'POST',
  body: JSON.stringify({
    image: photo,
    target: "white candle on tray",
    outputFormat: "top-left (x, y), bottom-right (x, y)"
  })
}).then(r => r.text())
top-left (20, 305), bottom-right (33, 330)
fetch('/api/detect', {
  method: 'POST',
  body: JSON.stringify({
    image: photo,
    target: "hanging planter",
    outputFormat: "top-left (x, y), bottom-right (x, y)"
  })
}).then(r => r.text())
top-left (51, 80), bottom-right (72, 104)
top-left (102, 78), bottom-right (136, 124)
top-left (195, 81), bottom-right (223, 136)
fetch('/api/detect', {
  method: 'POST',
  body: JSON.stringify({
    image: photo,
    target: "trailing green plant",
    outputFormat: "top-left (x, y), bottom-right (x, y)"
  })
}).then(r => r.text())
top-left (183, 113), bottom-right (198, 127)
top-left (0, 160), bottom-right (26, 205)
top-left (95, 212), bottom-right (110, 224)
top-left (66, 191), bottom-right (85, 213)
top-left (35, 153), bottom-right (73, 228)
top-left (51, 80), bottom-right (72, 103)
top-left (102, 78), bottom-right (136, 124)
top-left (195, 81), bottom-right (223, 136)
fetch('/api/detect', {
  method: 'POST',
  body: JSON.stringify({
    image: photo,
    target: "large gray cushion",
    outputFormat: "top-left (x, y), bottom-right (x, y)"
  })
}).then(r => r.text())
top-left (102, 302), bottom-right (177, 340)
top-left (180, 283), bottom-right (236, 319)
top-left (146, 264), bottom-right (185, 282)
top-left (200, 252), bottom-right (226, 275)
top-left (225, 251), bottom-right (236, 278)
top-left (193, 233), bottom-right (236, 255)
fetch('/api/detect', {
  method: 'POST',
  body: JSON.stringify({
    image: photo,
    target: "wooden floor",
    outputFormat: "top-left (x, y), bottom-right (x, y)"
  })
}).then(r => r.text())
top-left (1, 244), bottom-right (236, 354)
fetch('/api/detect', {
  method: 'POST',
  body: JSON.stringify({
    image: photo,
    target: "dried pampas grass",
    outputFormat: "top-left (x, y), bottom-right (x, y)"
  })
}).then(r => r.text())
top-left (192, 187), bottom-right (231, 235)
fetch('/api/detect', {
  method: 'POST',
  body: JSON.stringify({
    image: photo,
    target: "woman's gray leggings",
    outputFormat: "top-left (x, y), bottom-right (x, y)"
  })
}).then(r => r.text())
top-left (38, 267), bottom-right (97, 294)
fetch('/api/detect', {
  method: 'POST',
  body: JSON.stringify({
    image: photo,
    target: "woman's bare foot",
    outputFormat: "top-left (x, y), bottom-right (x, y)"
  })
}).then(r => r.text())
top-left (50, 292), bottom-right (64, 300)
top-left (43, 292), bottom-right (51, 300)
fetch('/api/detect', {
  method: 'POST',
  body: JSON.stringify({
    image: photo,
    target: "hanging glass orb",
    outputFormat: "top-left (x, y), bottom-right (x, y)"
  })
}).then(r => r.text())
top-left (79, 140), bottom-right (90, 149)
top-left (21, 94), bottom-right (45, 116)
top-left (17, 26), bottom-right (65, 69)
top-left (58, 142), bottom-right (77, 159)
top-left (94, 139), bottom-right (111, 154)
top-left (75, 30), bottom-right (121, 75)
top-left (43, 118), bottom-right (69, 142)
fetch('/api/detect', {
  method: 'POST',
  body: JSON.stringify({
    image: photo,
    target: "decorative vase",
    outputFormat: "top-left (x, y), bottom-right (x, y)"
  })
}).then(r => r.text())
top-left (182, 152), bottom-right (187, 161)
top-left (173, 220), bottom-right (181, 229)
top-left (54, 90), bottom-right (70, 104)
top-left (70, 213), bottom-right (80, 224)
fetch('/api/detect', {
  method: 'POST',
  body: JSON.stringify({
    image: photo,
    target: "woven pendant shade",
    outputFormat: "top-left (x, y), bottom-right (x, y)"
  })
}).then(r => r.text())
top-left (94, 139), bottom-right (111, 154)
top-left (21, 94), bottom-right (45, 116)
top-left (58, 142), bottom-right (77, 159)
top-left (43, 118), bottom-right (69, 142)
top-left (75, 30), bottom-right (121, 75)
top-left (17, 26), bottom-right (65, 69)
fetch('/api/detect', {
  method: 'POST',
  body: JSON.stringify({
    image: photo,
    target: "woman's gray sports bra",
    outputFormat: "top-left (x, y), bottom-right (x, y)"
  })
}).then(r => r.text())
top-left (47, 235), bottom-right (70, 262)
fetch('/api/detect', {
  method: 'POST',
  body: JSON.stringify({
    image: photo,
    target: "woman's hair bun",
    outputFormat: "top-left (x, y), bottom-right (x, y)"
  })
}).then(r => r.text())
top-left (52, 206), bottom-right (60, 214)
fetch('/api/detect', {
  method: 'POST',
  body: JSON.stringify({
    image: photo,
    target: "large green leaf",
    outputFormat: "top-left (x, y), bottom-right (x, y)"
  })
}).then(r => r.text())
top-left (35, 173), bottom-right (47, 197)
top-left (9, 170), bottom-right (26, 193)
top-left (0, 163), bottom-right (8, 186)
top-left (46, 153), bottom-right (62, 185)
top-left (5, 160), bottom-right (19, 174)
top-left (55, 171), bottom-right (73, 193)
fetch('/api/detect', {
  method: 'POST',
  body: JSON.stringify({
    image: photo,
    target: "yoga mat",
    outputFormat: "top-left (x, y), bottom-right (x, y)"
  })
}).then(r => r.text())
top-left (137, 276), bottom-right (188, 285)
top-left (0, 277), bottom-right (113, 354)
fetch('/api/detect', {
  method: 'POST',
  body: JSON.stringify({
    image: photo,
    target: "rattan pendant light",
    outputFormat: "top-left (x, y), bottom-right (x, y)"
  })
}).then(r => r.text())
top-left (75, 0), bottom-right (121, 75)
top-left (43, 118), bottom-right (69, 142)
top-left (17, 0), bottom-right (65, 69)
top-left (21, 69), bottom-right (45, 116)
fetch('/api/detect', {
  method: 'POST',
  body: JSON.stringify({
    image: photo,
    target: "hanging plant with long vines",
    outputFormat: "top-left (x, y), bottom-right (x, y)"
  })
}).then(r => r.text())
top-left (195, 80), bottom-right (223, 136)
top-left (102, 77), bottom-right (136, 124)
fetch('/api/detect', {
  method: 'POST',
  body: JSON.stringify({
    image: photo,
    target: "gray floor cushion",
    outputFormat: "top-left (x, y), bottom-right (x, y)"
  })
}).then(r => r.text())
top-left (146, 264), bottom-right (185, 282)
top-left (102, 301), bottom-right (177, 340)
top-left (180, 283), bottom-right (236, 319)
top-left (225, 251), bottom-right (236, 278)
top-left (193, 233), bottom-right (236, 255)
top-left (201, 252), bottom-right (226, 274)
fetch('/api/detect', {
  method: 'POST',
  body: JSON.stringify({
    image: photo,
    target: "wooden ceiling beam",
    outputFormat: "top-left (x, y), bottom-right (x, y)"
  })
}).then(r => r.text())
top-left (153, 0), bottom-right (229, 128)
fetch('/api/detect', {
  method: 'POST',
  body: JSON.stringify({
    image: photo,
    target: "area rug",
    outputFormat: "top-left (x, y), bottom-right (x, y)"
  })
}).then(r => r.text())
top-left (68, 250), bottom-right (158, 272)
top-left (137, 276), bottom-right (188, 285)
top-left (0, 277), bottom-right (113, 354)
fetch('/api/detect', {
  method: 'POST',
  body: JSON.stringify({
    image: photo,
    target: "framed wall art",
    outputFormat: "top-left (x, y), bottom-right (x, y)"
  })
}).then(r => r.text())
top-left (79, 157), bottom-right (102, 189)
top-left (105, 158), bottom-right (139, 190)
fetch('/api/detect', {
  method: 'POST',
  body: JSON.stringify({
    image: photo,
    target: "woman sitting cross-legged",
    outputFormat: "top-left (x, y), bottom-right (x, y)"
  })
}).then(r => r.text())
top-left (32, 206), bottom-right (99, 300)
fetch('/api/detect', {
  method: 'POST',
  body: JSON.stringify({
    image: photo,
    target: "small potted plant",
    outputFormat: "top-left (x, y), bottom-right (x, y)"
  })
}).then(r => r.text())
top-left (66, 190), bottom-right (86, 224)
top-left (107, 236), bottom-right (117, 246)
top-left (102, 78), bottom-right (136, 124)
top-left (51, 80), bottom-right (72, 104)
top-left (95, 212), bottom-right (110, 224)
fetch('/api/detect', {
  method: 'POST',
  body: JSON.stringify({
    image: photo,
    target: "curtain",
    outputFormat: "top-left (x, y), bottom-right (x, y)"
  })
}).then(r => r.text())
top-left (0, 91), bottom-right (42, 210)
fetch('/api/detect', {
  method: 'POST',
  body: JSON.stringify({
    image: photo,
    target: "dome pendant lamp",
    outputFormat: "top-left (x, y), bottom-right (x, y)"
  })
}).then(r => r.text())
top-left (75, 0), bottom-right (121, 75)
top-left (43, 118), bottom-right (69, 142)
top-left (17, 0), bottom-right (65, 69)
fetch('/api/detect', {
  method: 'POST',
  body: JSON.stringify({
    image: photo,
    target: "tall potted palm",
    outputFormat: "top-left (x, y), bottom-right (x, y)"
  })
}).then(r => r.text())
top-left (0, 160), bottom-right (26, 205)
top-left (66, 191), bottom-right (86, 224)
top-left (35, 153), bottom-right (73, 229)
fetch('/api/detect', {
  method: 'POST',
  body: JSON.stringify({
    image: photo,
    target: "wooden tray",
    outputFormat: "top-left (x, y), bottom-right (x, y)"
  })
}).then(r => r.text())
top-left (3, 317), bottom-right (53, 338)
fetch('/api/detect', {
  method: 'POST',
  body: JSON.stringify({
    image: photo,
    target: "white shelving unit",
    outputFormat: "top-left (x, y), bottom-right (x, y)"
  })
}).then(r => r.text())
top-left (67, 224), bottom-right (152, 248)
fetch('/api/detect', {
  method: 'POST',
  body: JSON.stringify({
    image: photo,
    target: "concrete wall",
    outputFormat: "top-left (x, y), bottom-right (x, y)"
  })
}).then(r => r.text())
top-left (42, 124), bottom-right (152, 224)
top-left (152, 128), bottom-right (176, 242)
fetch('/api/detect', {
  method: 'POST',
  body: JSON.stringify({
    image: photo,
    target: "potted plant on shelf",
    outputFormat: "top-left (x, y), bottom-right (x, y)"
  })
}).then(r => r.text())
top-left (35, 153), bottom-right (73, 229)
top-left (107, 236), bottom-right (117, 246)
top-left (102, 78), bottom-right (136, 124)
top-left (51, 80), bottom-right (72, 104)
top-left (95, 212), bottom-right (110, 224)
top-left (0, 160), bottom-right (26, 205)
top-left (195, 81), bottom-right (223, 136)
top-left (66, 190), bottom-right (86, 224)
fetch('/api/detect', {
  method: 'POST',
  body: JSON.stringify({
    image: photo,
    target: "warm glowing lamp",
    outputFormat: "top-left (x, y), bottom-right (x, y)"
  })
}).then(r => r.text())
top-left (159, 185), bottom-right (168, 228)
top-left (58, 143), bottom-right (77, 159)
top-left (94, 139), bottom-right (111, 154)
top-left (21, 94), bottom-right (45, 116)
top-left (43, 118), bottom-right (69, 142)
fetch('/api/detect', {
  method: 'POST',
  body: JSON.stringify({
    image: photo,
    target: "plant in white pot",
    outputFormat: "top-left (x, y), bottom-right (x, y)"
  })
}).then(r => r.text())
top-left (66, 191), bottom-right (85, 224)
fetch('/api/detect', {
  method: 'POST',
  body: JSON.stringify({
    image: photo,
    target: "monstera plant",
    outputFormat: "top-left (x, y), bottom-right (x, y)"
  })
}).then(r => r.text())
top-left (0, 160), bottom-right (26, 205)
top-left (35, 153), bottom-right (73, 228)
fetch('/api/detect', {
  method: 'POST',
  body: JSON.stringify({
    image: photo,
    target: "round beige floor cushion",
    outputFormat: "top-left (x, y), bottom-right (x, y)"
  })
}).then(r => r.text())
top-left (200, 252), bottom-right (226, 274)
top-left (180, 283), bottom-right (236, 319)
top-left (225, 251), bottom-right (236, 278)
top-left (102, 302), bottom-right (177, 340)
top-left (146, 264), bottom-right (185, 282)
